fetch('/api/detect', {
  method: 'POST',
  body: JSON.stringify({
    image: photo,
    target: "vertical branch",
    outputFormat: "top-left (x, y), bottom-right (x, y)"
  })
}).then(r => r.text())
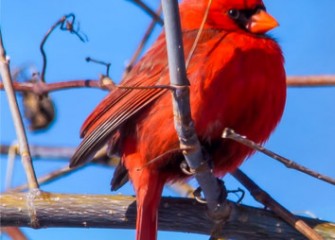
top-left (0, 30), bottom-right (39, 189)
top-left (161, 0), bottom-right (228, 216)
top-left (5, 143), bottom-right (19, 190)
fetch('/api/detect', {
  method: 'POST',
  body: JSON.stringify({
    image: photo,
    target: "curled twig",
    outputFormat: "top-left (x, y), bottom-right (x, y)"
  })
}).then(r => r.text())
top-left (40, 13), bottom-right (88, 82)
top-left (227, 188), bottom-right (245, 204)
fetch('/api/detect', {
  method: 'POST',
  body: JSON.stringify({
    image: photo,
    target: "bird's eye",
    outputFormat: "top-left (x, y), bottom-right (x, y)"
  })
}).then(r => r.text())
top-left (228, 9), bottom-right (240, 20)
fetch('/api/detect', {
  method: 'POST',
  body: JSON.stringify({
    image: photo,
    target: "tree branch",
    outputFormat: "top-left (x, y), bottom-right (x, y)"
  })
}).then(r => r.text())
top-left (161, 0), bottom-right (229, 220)
top-left (287, 75), bottom-right (335, 87)
top-left (0, 31), bottom-right (39, 190)
top-left (1, 192), bottom-right (333, 239)
top-left (232, 169), bottom-right (324, 240)
top-left (1, 227), bottom-right (28, 240)
top-left (127, 0), bottom-right (163, 25)
top-left (124, 5), bottom-right (162, 74)
top-left (222, 128), bottom-right (335, 186)
top-left (39, 14), bottom-right (87, 82)
top-left (1, 76), bottom-right (334, 96)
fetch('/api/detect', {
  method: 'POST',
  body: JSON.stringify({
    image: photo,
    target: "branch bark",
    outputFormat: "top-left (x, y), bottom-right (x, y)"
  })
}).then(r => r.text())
top-left (232, 169), bottom-right (324, 240)
top-left (162, 0), bottom-right (228, 219)
top-left (223, 128), bottom-right (335, 186)
top-left (0, 31), bottom-right (39, 190)
top-left (287, 75), bottom-right (335, 87)
top-left (1, 76), bottom-right (334, 96)
top-left (1, 192), bottom-right (333, 239)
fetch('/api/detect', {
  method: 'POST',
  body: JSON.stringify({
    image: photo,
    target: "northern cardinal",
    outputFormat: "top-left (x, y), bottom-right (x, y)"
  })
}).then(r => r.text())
top-left (70, 0), bottom-right (286, 239)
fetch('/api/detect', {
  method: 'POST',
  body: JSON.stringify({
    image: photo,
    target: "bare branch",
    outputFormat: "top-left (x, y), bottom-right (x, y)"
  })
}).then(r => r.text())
top-left (232, 169), bottom-right (324, 240)
top-left (0, 79), bottom-right (111, 94)
top-left (124, 5), bottom-right (162, 74)
top-left (86, 57), bottom-right (111, 77)
top-left (222, 128), bottom-right (335, 186)
top-left (1, 75), bottom-right (334, 96)
top-left (162, 0), bottom-right (229, 221)
top-left (8, 165), bottom-right (84, 193)
top-left (4, 143), bottom-right (18, 190)
top-left (0, 31), bottom-right (39, 189)
top-left (185, 0), bottom-right (213, 68)
top-left (0, 144), bottom-right (75, 160)
top-left (1, 192), bottom-right (333, 239)
top-left (40, 13), bottom-right (87, 82)
top-left (1, 227), bottom-right (28, 240)
top-left (127, 0), bottom-right (163, 25)
top-left (287, 75), bottom-right (335, 87)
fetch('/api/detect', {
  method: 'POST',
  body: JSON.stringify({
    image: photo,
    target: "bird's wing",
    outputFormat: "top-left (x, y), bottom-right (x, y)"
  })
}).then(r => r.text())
top-left (70, 35), bottom-right (169, 167)
top-left (70, 29), bottom-right (225, 168)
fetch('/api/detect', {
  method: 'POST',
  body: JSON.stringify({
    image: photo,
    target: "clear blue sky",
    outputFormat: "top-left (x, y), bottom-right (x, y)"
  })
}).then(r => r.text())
top-left (1, 0), bottom-right (334, 239)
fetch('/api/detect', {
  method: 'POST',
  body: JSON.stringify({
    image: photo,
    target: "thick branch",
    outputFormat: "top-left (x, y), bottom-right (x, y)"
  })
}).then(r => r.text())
top-left (162, 0), bottom-right (228, 218)
top-left (1, 192), bottom-right (333, 239)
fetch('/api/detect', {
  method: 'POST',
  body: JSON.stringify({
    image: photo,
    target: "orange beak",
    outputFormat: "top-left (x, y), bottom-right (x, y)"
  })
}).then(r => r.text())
top-left (246, 10), bottom-right (279, 34)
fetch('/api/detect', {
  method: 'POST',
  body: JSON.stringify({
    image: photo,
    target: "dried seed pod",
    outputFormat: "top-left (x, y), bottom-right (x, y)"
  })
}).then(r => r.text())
top-left (22, 88), bottom-right (55, 131)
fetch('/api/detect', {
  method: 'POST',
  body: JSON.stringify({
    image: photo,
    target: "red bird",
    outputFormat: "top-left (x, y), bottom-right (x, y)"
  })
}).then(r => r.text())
top-left (70, 0), bottom-right (286, 239)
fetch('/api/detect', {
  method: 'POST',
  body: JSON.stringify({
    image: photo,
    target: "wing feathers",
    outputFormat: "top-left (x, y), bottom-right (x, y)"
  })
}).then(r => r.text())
top-left (70, 87), bottom-right (167, 167)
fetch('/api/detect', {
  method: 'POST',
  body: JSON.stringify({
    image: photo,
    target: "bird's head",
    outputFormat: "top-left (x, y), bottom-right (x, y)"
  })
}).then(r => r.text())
top-left (180, 0), bottom-right (278, 35)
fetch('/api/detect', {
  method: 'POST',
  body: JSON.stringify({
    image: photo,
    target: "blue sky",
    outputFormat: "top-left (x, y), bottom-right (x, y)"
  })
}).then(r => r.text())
top-left (1, 0), bottom-right (334, 239)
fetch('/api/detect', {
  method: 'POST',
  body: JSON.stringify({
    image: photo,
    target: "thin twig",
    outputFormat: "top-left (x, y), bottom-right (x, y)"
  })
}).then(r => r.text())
top-left (222, 128), bottom-right (335, 186)
top-left (9, 164), bottom-right (84, 192)
top-left (1, 227), bottom-right (28, 240)
top-left (5, 142), bottom-right (18, 190)
top-left (232, 169), bottom-right (323, 240)
top-left (0, 30), bottom-right (39, 189)
top-left (168, 182), bottom-right (195, 198)
top-left (287, 75), bottom-right (335, 87)
top-left (185, 0), bottom-right (213, 68)
top-left (124, 5), bottom-right (162, 74)
top-left (0, 144), bottom-right (76, 159)
top-left (0, 144), bottom-right (197, 199)
top-left (0, 79), bottom-right (109, 94)
top-left (1, 75), bottom-right (334, 94)
top-left (128, 0), bottom-right (163, 25)
top-left (86, 57), bottom-right (111, 76)
top-left (40, 13), bottom-right (87, 82)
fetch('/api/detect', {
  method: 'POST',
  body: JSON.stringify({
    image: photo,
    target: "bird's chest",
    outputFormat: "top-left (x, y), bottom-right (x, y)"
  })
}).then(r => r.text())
top-left (190, 46), bottom-right (285, 144)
